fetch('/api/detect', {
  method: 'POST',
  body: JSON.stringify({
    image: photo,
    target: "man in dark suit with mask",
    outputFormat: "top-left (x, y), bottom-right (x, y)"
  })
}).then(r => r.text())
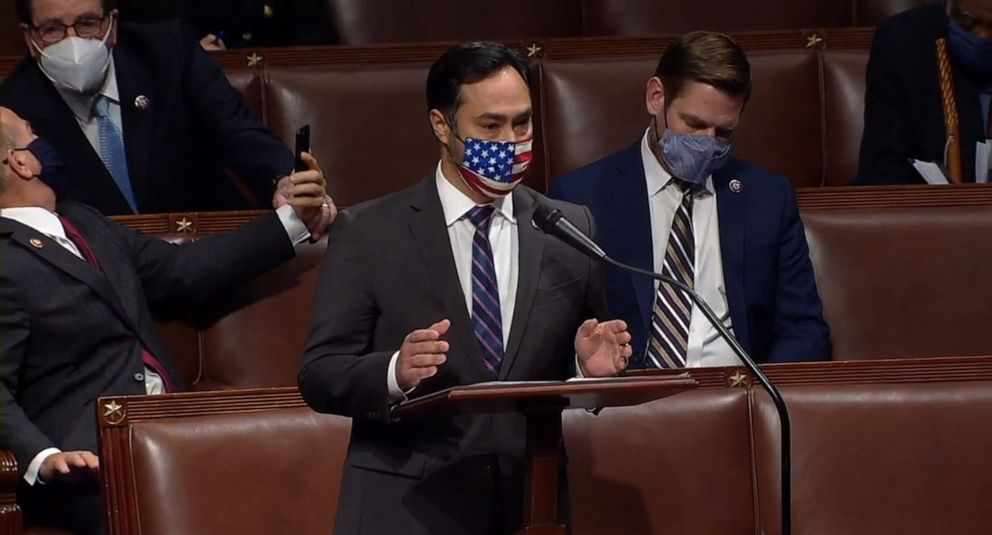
top-left (1, 0), bottom-right (335, 226)
top-left (549, 32), bottom-right (831, 369)
top-left (857, 0), bottom-right (992, 184)
top-left (0, 105), bottom-right (328, 534)
top-left (299, 42), bottom-right (633, 534)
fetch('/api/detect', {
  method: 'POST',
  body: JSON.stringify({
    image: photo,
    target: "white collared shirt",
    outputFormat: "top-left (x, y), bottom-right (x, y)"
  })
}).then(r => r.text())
top-left (640, 130), bottom-right (740, 367)
top-left (387, 164), bottom-right (520, 399)
top-left (55, 58), bottom-right (123, 156)
top-left (1, 204), bottom-right (309, 486)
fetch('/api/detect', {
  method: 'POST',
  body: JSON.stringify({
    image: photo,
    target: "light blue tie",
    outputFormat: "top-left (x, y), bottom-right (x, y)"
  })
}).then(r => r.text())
top-left (93, 95), bottom-right (138, 213)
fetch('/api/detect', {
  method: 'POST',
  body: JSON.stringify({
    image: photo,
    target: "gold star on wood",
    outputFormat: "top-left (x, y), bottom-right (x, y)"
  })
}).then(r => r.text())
top-left (526, 43), bottom-right (543, 57)
top-left (729, 370), bottom-right (750, 388)
top-left (176, 218), bottom-right (193, 233)
top-left (805, 33), bottom-right (824, 49)
top-left (103, 400), bottom-right (125, 424)
top-left (246, 52), bottom-right (264, 68)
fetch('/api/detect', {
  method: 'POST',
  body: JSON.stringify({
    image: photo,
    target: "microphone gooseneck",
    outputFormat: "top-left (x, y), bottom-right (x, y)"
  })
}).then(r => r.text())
top-left (532, 205), bottom-right (793, 535)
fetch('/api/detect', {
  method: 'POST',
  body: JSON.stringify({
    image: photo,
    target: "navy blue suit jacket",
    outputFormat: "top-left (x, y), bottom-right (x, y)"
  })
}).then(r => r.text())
top-left (0, 20), bottom-right (293, 215)
top-left (548, 143), bottom-right (831, 365)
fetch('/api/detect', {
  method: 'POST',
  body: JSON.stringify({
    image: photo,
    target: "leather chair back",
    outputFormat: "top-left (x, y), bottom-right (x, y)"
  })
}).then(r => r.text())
top-left (802, 204), bottom-right (992, 359)
top-left (823, 50), bottom-right (869, 186)
top-left (563, 389), bottom-right (756, 534)
top-left (581, 0), bottom-right (852, 35)
top-left (324, 0), bottom-right (582, 44)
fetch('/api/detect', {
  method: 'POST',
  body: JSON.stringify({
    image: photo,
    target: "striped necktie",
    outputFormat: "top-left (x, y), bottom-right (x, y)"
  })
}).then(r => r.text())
top-left (646, 182), bottom-right (696, 368)
top-left (467, 205), bottom-right (503, 377)
top-left (93, 95), bottom-right (139, 213)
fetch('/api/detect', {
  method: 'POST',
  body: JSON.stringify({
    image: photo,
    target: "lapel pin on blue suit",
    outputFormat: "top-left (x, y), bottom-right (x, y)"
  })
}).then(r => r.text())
top-left (729, 179), bottom-right (743, 193)
top-left (29, 238), bottom-right (43, 249)
top-left (134, 95), bottom-right (150, 110)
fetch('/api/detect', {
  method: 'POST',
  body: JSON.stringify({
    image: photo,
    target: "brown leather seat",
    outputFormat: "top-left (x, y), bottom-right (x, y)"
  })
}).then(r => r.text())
top-left (542, 49), bottom-right (823, 187)
top-left (802, 203), bottom-right (992, 359)
top-left (751, 380), bottom-right (992, 535)
top-left (823, 50), bottom-right (869, 186)
top-left (564, 389), bottom-right (756, 534)
top-left (324, 0), bottom-right (582, 45)
top-left (98, 389), bottom-right (351, 535)
top-left (581, 0), bottom-right (852, 36)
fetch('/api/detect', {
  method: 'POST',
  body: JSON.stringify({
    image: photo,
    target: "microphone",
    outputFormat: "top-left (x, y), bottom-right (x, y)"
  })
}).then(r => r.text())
top-left (533, 204), bottom-right (794, 535)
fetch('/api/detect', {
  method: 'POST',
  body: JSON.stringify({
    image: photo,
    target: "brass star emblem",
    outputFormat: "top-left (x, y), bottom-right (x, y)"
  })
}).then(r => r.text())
top-left (729, 370), bottom-right (750, 388)
top-left (526, 43), bottom-right (543, 57)
top-left (103, 400), bottom-right (125, 424)
top-left (246, 52), bottom-right (264, 68)
top-left (176, 217), bottom-right (193, 233)
top-left (805, 33), bottom-right (824, 49)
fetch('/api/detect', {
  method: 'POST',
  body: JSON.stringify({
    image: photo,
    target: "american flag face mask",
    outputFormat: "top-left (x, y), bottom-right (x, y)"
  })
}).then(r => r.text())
top-left (455, 137), bottom-right (534, 199)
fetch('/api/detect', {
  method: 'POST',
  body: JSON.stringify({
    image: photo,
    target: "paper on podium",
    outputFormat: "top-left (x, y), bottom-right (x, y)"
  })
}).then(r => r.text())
top-left (976, 141), bottom-right (991, 184)
top-left (911, 159), bottom-right (950, 185)
top-left (393, 374), bottom-right (696, 417)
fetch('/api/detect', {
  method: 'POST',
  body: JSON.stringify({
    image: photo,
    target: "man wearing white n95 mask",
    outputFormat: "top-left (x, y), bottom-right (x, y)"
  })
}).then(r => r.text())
top-left (0, 0), bottom-right (336, 233)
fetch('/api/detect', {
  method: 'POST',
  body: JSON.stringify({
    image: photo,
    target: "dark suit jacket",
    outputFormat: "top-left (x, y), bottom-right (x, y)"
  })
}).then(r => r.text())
top-left (299, 178), bottom-right (605, 534)
top-left (0, 20), bottom-right (293, 215)
top-left (548, 143), bottom-right (830, 366)
top-left (857, 2), bottom-right (988, 184)
top-left (0, 201), bottom-right (295, 532)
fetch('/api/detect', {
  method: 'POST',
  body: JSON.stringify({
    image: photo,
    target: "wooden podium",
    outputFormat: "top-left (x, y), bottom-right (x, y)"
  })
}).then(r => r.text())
top-left (393, 375), bottom-right (697, 534)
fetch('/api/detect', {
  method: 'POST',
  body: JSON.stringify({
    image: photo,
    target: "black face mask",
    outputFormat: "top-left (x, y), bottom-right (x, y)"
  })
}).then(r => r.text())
top-left (3, 137), bottom-right (70, 196)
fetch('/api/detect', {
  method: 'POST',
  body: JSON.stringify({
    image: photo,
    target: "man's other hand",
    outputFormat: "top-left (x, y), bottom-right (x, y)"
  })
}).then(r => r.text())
top-left (575, 319), bottom-right (633, 377)
top-left (39, 451), bottom-right (99, 484)
top-left (396, 319), bottom-right (451, 392)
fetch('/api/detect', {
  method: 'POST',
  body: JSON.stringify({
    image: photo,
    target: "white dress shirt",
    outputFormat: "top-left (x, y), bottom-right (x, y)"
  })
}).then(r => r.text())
top-left (640, 130), bottom-right (740, 367)
top-left (55, 58), bottom-right (124, 157)
top-left (1, 204), bottom-right (309, 485)
top-left (387, 164), bottom-right (519, 399)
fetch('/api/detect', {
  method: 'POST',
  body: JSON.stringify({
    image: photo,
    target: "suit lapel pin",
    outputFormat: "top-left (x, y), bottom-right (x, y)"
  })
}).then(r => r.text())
top-left (29, 238), bottom-right (44, 249)
top-left (134, 95), bottom-right (150, 110)
top-left (729, 179), bottom-right (743, 193)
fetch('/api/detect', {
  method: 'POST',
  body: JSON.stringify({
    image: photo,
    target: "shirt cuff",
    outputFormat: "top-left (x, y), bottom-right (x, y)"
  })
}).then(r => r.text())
top-left (24, 447), bottom-right (61, 486)
top-left (387, 350), bottom-right (415, 404)
top-left (573, 354), bottom-right (586, 379)
top-left (276, 204), bottom-right (311, 246)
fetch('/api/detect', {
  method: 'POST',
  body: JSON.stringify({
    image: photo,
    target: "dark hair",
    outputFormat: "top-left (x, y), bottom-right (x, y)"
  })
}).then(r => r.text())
top-left (426, 41), bottom-right (530, 122)
top-left (15, 0), bottom-right (118, 24)
top-left (655, 31), bottom-right (751, 103)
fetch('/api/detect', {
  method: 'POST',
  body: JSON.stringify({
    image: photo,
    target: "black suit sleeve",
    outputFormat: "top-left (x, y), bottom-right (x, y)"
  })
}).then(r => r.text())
top-left (299, 209), bottom-right (394, 421)
top-left (178, 22), bottom-right (294, 203)
top-left (765, 185), bottom-right (832, 362)
top-left (856, 23), bottom-right (925, 185)
top-left (581, 204), bottom-right (608, 322)
top-left (0, 272), bottom-right (57, 473)
top-left (101, 208), bottom-right (295, 310)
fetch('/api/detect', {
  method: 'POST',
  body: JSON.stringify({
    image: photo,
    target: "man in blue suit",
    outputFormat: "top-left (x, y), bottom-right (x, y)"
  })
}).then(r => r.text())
top-left (549, 32), bottom-right (830, 368)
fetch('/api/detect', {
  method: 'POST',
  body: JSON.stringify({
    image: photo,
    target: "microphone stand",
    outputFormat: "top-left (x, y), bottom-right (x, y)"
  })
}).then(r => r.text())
top-left (601, 256), bottom-right (793, 535)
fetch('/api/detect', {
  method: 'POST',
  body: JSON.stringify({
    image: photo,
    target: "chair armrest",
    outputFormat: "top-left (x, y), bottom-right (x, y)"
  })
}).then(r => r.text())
top-left (0, 449), bottom-right (22, 534)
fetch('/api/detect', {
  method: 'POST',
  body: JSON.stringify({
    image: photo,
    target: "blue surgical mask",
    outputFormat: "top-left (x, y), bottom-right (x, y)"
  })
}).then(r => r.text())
top-left (656, 115), bottom-right (731, 184)
top-left (948, 20), bottom-right (992, 76)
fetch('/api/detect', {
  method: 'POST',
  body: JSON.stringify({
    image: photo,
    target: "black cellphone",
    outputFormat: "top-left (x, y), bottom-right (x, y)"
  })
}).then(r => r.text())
top-left (294, 125), bottom-right (311, 172)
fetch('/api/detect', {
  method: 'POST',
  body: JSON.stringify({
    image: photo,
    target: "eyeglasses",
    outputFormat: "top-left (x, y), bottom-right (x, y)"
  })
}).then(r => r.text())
top-left (30, 14), bottom-right (110, 46)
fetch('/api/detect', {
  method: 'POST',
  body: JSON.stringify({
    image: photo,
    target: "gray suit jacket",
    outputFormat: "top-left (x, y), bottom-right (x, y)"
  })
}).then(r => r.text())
top-left (299, 177), bottom-right (606, 534)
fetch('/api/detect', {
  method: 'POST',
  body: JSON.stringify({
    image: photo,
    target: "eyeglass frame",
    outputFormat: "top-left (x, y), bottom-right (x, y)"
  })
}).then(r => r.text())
top-left (24, 12), bottom-right (114, 47)
top-left (2, 147), bottom-right (32, 166)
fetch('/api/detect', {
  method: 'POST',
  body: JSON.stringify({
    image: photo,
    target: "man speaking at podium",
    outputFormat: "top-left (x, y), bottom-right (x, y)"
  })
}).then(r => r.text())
top-left (299, 42), bottom-right (633, 534)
